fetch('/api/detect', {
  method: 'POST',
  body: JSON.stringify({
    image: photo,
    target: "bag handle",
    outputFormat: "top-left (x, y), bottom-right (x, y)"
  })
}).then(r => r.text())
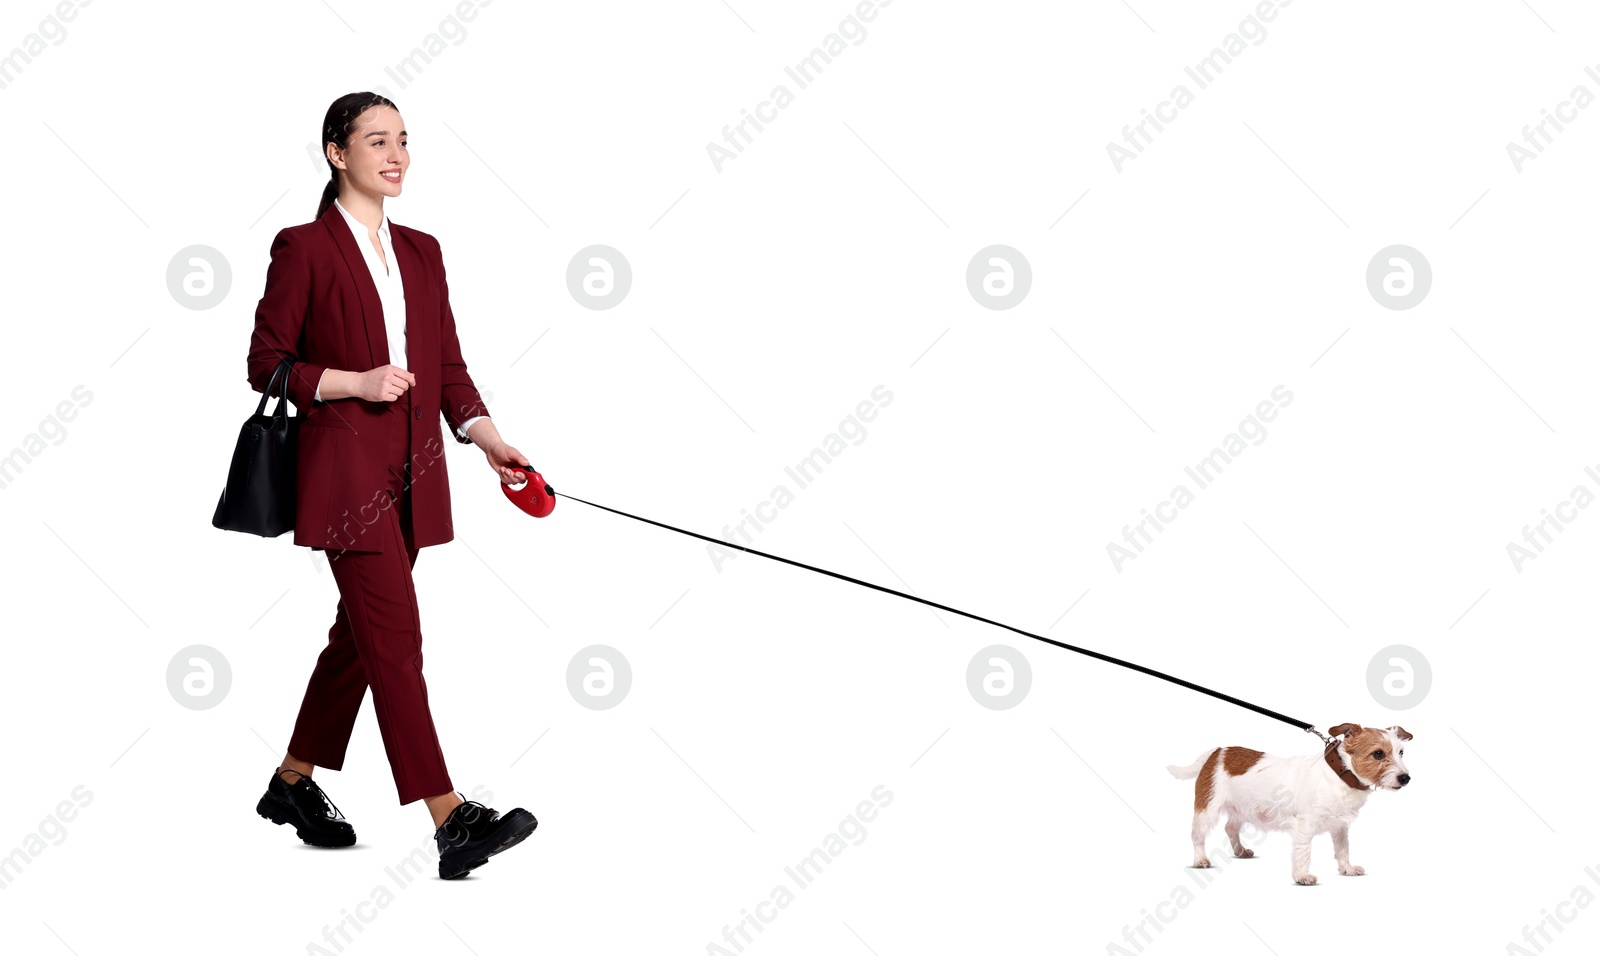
top-left (254, 358), bottom-right (294, 420)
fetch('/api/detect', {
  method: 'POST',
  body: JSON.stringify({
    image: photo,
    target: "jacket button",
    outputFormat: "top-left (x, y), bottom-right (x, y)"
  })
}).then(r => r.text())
top-left (414, 406), bottom-right (423, 420)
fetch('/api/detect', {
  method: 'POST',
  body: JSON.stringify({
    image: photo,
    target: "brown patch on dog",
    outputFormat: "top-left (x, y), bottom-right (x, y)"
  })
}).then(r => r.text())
top-left (1342, 727), bottom-right (1395, 785)
top-left (1328, 722), bottom-right (1362, 738)
top-left (1222, 747), bottom-right (1264, 776)
top-left (1194, 748), bottom-right (1221, 812)
top-left (1389, 725), bottom-right (1413, 741)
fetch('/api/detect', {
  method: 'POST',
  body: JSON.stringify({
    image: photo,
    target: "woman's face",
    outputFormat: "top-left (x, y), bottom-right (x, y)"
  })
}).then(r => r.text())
top-left (328, 105), bottom-right (407, 201)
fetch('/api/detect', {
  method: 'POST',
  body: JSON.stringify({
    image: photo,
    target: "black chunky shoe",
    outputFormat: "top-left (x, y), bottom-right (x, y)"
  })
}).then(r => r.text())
top-left (256, 768), bottom-right (357, 848)
top-left (434, 794), bottom-right (537, 879)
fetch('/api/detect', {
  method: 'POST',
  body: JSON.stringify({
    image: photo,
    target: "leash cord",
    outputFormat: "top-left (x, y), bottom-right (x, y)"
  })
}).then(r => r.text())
top-left (552, 491), bottom-right (1317, 733)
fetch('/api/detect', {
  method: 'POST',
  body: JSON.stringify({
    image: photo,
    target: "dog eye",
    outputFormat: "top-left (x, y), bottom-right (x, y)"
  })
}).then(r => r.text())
top-left (1372, 750), bottom-right (1386, 759)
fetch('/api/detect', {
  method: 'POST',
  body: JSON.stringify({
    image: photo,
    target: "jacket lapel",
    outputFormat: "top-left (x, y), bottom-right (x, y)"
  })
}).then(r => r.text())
top-left (392, 224), bottom-right (426, 368)
top-left (320, 201), bottom-right (388, 369)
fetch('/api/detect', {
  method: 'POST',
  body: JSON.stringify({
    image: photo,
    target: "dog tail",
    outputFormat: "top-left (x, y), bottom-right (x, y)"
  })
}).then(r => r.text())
top-left (1167, 749), bottom-right (1217, 780)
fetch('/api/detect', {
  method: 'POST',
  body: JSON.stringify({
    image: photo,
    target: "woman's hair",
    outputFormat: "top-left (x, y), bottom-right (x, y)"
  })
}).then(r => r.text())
top-left (316, 91), bottom-right (399, 219)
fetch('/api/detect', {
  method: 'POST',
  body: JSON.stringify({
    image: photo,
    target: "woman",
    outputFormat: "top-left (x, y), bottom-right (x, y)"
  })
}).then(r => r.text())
top-left (246, 92), bottom-right (538, 880)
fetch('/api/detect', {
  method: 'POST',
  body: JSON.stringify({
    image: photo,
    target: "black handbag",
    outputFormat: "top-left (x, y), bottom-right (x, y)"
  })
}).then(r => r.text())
top-left (212, 358), bottom-right (301, 537)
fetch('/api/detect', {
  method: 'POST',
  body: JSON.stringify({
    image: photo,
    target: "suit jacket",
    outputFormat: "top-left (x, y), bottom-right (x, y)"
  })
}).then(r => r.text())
top-left (246, 201), bottom-right (490, 552)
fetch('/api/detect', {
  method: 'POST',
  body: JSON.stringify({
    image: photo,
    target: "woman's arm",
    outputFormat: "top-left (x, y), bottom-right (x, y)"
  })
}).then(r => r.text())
top-left (246, 229), bottom-right (328, 410)
top-left (435, 246), bottom-right (492, 444)
top-left (461, 416), bottom-right (500, 448)
top-left (429, 235), bottom-right (529, 484)
top-left (315, 367), bottom-right (416, 402)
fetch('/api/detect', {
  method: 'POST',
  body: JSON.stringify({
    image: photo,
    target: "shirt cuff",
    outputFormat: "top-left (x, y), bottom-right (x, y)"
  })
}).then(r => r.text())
top-left (313, 369), bottom-right (327, 403)
top-left (457, 415), bottom-right (488, 441)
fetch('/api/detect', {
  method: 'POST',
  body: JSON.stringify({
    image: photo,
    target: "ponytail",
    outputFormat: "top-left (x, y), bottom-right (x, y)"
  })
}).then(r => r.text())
top-left (315, 175), bottom-right (340, 220)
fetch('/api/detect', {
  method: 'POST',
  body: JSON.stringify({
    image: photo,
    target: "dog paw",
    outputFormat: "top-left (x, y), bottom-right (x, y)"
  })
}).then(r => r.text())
top-left (1294, 874), bottom-right (1319, 885)
top-left (1233, 848), bottom-right (1254, 859)
top-left (1192, 858), bottom-right (1212, 868)
top-left (1339, 864), bottom-right (1365, 876)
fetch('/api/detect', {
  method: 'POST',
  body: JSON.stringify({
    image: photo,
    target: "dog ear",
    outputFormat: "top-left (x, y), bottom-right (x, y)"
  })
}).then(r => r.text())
top-left (1388, 725), bottom-right (1413, 741)
top-left (1328, 723), bottom-right (1362, 738)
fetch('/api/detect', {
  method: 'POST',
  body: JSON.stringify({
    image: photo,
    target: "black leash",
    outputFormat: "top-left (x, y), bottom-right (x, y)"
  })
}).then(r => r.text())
top-left (553, 490), bottom-right (1319, 735)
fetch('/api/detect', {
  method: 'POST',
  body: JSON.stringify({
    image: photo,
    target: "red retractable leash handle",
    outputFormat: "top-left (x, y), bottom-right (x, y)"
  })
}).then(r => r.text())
top-left (501, 464), bottom-right (556, 518)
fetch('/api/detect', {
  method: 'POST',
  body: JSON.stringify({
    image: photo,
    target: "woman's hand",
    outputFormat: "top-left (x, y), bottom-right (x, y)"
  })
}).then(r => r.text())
top-left (483, 441), bottom-right (532, 485)
top-left (354, 365), bottom-right (416, 402)
top-left (458, 417), bottom-right (533, 485)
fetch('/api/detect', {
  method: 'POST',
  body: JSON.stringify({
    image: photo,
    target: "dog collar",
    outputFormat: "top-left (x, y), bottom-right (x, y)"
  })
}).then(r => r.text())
top-left (1323, 741), bottom-right (1372, 791)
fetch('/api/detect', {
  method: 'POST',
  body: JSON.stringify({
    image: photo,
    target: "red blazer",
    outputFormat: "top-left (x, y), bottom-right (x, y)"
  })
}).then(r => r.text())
top-left (246, 201), bottom-right (490, 553)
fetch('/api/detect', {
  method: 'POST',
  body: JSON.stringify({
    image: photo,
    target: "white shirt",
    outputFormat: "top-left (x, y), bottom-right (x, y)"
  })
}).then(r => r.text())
top-left (314, 198), bottom-right (487, 442)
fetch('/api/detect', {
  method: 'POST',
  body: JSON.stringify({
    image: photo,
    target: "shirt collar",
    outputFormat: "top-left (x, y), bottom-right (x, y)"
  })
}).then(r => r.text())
top-left (333, 196), bottom-right (389, 241)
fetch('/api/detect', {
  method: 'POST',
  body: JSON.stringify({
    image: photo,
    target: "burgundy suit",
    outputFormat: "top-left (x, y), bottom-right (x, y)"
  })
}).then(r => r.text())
top-left (246, 200), bottom-right (486, 804)
top-left (246, 200), bottom-right (490, 553)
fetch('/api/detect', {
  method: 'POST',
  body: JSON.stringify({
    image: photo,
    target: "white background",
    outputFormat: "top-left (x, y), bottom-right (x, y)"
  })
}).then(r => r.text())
top-left (1, 1), bottom-right (1596, 953)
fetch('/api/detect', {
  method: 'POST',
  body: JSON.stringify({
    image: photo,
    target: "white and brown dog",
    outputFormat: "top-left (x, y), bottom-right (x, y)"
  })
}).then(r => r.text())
top-left (1167, 723), bottom-right (1412, 884)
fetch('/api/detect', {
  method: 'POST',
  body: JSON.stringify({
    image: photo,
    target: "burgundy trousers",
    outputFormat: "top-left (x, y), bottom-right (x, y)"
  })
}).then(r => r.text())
top-left (286, 385), bottom-right (454, 806)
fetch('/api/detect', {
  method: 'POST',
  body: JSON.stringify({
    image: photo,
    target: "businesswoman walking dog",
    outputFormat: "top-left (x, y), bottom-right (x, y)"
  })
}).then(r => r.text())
top-left (246, 92), bottom-right (538, 879)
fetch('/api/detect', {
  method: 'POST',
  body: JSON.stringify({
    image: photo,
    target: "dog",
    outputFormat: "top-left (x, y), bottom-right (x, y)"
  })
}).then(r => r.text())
top-left (1167, 723), bottom-right (1411, 884)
